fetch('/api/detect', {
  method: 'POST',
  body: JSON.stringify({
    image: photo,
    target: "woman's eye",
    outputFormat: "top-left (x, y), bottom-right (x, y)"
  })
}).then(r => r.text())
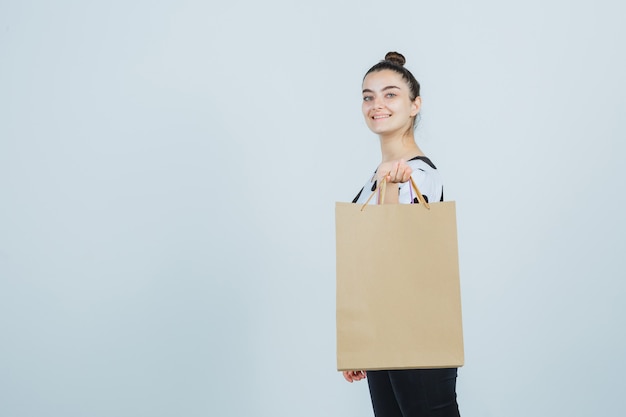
top-left (385, 93), bottom-right (396, 98)
top-left (363, 96), bottom-right (373, 102)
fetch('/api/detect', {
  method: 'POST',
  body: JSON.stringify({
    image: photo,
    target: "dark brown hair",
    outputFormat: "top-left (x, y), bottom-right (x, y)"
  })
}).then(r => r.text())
top-left (364, 51), bottom-right (421, 101)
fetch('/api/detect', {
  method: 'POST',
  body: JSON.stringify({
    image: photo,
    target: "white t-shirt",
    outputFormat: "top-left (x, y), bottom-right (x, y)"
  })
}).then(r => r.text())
top-left (352, 156), bottom-right (444, 205)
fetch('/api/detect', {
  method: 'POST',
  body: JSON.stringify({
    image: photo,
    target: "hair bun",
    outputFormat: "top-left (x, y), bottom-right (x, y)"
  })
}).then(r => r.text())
top-left (384, 51), bottom-right (406, 67)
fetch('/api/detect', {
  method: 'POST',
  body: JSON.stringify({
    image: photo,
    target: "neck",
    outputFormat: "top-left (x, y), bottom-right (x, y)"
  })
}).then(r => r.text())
top-left (379, 131), bottom-right (424, 162)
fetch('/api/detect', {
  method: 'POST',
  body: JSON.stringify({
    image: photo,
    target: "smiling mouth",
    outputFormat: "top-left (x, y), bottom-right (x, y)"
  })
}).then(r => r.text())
top-left (372, 115), bottom-right (390, 120)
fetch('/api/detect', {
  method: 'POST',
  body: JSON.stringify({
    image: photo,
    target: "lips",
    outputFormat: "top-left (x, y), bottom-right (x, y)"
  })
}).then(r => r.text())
top-left (372, 114), bottom-right (391, 120)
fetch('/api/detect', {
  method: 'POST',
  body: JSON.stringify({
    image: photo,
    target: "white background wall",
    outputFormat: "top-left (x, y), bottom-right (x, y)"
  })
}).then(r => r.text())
top-left (2, 1), bottom-right (625, 416)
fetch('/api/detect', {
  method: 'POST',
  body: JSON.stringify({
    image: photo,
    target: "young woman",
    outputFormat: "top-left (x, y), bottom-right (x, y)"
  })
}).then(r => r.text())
top-left (342, 52), bottom-right (460, 417)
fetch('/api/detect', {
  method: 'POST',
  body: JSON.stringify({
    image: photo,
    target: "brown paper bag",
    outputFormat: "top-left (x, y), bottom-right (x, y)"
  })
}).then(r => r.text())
top-left (336, 178), bottom-right (464, 371)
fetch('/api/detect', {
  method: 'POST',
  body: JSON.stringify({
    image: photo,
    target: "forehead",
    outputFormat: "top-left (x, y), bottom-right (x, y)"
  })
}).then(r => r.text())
top-left (362, 69), bottom-right (406, 91)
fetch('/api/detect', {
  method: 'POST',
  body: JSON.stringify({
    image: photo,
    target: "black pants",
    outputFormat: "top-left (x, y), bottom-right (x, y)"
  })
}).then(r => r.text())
top-left (367, 368), bottom-right (460, 417)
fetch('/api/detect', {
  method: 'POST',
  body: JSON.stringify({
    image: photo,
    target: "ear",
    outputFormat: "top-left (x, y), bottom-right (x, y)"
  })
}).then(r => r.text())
top-left (410, 96), bottom-right (422, 117)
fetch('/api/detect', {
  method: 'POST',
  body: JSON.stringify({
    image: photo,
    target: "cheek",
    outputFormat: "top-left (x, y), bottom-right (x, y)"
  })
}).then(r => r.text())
top-left (389, 102), bottom-right (408, 116)
top-left (362, 102), bottom-right (370, 116)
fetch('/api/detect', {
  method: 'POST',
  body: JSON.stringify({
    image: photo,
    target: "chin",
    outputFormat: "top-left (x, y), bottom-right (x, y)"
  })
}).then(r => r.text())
top-left (368, 126), bottom-right (392, 135)
top-left (366, 123), bottom-right (385, 134)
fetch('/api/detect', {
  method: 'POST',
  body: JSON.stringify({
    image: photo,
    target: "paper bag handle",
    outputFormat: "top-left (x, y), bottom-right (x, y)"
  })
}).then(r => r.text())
top-left (360, 176), bottom-right (430, 211)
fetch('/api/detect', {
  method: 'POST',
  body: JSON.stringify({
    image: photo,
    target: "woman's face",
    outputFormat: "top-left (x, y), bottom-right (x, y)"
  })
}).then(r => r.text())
top-left (361, 69), bottom-right (421, 136)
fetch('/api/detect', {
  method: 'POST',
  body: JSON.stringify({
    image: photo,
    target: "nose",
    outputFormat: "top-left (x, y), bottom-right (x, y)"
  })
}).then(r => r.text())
top-left (373, 96), bottom-right (384, 109)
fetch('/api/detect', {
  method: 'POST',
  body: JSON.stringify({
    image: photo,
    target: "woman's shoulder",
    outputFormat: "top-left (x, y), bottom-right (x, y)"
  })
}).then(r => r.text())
top-left (407, 156), bottom-right (438, 171)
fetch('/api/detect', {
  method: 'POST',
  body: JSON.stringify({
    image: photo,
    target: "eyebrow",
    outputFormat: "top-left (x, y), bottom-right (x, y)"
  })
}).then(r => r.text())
top-left (362, 85), bottom-right (402, 94)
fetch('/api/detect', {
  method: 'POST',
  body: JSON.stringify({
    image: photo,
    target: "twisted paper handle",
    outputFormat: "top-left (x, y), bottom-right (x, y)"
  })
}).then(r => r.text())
top-left (360, 176), bottom-right (430, 211)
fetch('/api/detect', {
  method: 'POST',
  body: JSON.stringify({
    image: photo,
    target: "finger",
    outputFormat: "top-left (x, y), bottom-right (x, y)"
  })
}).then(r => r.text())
top-left (402, 167), bottom-right (412, 183)
top-left (393, 162), bottom-right (402, 180)
top-left (397, 160), bottom-right (407, 180)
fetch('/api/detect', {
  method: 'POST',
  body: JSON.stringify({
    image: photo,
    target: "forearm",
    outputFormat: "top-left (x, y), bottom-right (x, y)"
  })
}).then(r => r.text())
top-left (382, 182), bottom-right (400, 204)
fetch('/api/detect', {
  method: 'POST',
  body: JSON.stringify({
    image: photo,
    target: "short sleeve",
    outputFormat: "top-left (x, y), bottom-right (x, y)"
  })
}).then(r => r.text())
top-left (398, 158), bottom-right (444, 204)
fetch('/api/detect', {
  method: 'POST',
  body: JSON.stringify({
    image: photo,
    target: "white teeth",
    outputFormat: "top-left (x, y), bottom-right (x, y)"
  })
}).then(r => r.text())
top-left (373, 115), bottom-right (390, 119)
